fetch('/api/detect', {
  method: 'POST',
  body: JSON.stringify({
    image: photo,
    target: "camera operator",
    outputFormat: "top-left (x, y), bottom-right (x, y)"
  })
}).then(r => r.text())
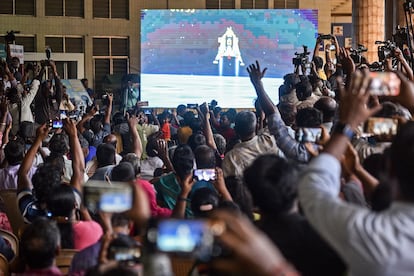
top-left (34, 60), bottom-right (62, 124)
top-left (385, 47), bottom-right (414, 81)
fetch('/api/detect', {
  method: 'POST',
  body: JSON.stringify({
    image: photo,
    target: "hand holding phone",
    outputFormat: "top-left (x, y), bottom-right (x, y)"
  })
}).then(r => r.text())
top-left (194, 168), bottom-right (216, 181)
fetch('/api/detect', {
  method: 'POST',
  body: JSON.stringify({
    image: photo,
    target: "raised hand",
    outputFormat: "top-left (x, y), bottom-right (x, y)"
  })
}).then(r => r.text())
top-left (63, 118), bottom-right (77, 137)
top-left (339, 47), bottom-right (355, 75)
top-left (36, 124), bottom-right (50, 141)
top-left (247, 60), bottom-right (267, 87)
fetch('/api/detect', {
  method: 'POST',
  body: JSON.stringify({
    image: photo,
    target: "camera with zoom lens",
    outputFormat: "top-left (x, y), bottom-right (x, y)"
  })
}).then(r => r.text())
top-left (292, 45), bottom-right (311, 68)
top-left (349, 44), bottom-right (368, 64)
top-left (376, 40), bottom-right (397, 62)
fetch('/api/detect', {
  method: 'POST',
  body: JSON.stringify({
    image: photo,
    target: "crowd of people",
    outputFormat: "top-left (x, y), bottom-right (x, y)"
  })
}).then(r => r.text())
top-left (0, 32), bottom-right (414, 276)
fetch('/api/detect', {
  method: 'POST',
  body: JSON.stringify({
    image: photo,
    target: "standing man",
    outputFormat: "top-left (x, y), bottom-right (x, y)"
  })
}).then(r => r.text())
top-left (122, 76), bottom-right (139, 115)
top-left (34, 60), bottom-right (62, 124)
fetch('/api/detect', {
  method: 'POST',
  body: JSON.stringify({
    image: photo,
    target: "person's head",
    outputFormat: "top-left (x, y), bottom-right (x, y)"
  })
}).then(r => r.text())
top-left (295, 80), bottom-right (313, 101)
top-left (283, 73), bottom-right (300, 91)
top-left (189, 117), bottom-right (203, 132)
top-left (6, 86), bottom-right (20, 103)
top-left (373, 101), bottom-right (403, 118)
top-left (191, 187), bottom-right (220, 218)
top-left (176, 104), bottom-right (187, 117)
top-left (213, 106), bottom-right (222, 118)
top-left (81, 78), bottom-right (89, 89)
top-left (47, 184), bottom-right (76, 249)
top-left (121, 153), bottom-right (140, 177)
top-left (40, 80), bottom-right (53, 98)
top-left (11, 57), bottom-right (19, 69)
top-left (107, 234), bottom-right (140, 263)
top-left (390, 121), bottom-right (414, 201)
top-left (234, 111), bottom-right (256, 140)
top-left (104, 133), bottom-right (118, 149)
top-left (32, 164), bottom-right (62, 205)
top-left (194, 145), bottom-right (216, 169)
top-left (182, 111), bottom-right (195, 127)
top-left (313, 56), bottom-right (324, 70)
top-left (244, 154), bottom-right (299, 215)
top-left (213, 134), bottom-right (226, 156)
top-left (224, 176), bottom-right (254, 220)
top-left (111, 213), bottom-right (131, 235)
top-left (172, 144), bottom-right (194, 180)
top-left (4, 140), bottom-right (25, 165)
top-left (277, 102), bottom-right (297, 126)
top-left (96, 144), bottom-right (116, 167)
top-left (220, 112), bottom-right (231, 128)
top-left (187, 133), bottom-right (206, 152)
top-left (90, 116), bottom-right (103, 134)
top-left (20, 217), bottom-right (61, 270)
top-left (313, 96), bottom-right (337, 123)
top-left (295, 107), bottom-right (323, 128)
top-left (49, 133), bottom-right (69, 156)
top-left (111, 162), bottom-right (136, 182)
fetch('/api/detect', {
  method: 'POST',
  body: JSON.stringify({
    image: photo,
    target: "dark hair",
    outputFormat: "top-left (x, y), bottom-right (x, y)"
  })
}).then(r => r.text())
top-left (295, 107), bottom-right (323, 128)
top-left (20, 217), bottom-right (60, 269)
top-left (32, 164), bottom-right (62, 204)
top-left (234, 111), bottom-right (256, 139)
top-left (176, 104), bottom-right (187, 115)
top-left (90, 116), bottom-right (103, 134)
top-left (187, 133), bottom-right (206, 152)
top-left (313, 96), bottom-right (337, 123)
top-left (121, 153), bottom-right (141, 176)
top-left (44, 155), bottom-right (65, 176)
top-left (190, 187), bottom-right (219, 218)
top-left (96, 144), bottom-right (116, 167)
top-left (283, 73), bottom-right (300, 90)
top-left (244, 154), bottom-right (299, 215)
top-left (224, 176), bottom-right (254, 220)
top-left (189, 117), bottom-right (203, 133)
top-left (182, 111), bottom-right (195, 127)
top-left (49, 133), bottom-right (69, 155)
top-left (47, 184), bottom-right (75, 249)
top-left (194, 145), bottom-right (216, 169)
top-left (373, 101), bottom-right (403, 118)
top-left (172, 144), bottom-right (194, 180)
top-left (390, 121), bottom-right (414, 201)
top-left (313, 56), bottom-right (324, 69)
top-left (277, 102), bottom-right (297, 126)
top-left (111, 162), bottom-right (136, 182)
top-left (295, 80), bottom-right (313, 101)
top-left (213, 134), bottom-right (226, 155)
top-left (4, 140), bottom-right (25, 165)
top-left (111, 213), bottom-right (129, 228)
top-left (146, 137), bottom-right (159, 157)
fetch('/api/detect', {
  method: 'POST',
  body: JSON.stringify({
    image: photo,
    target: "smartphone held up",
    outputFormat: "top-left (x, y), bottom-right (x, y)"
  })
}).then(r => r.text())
top-left (368, 72), bottom-right (401, 96)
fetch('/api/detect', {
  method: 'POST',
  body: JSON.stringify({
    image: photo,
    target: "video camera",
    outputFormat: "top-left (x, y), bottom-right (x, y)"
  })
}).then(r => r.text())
top-left (292, 45), bottom-right (311, 68)
top-left (376, 40), bottom-right (398, 62)
top-left (349, 44), bottom-right (368, 64)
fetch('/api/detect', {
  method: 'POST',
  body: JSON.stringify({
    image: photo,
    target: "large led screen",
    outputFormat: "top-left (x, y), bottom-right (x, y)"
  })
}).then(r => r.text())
top-left (141, 9), bottom-right (318, 108)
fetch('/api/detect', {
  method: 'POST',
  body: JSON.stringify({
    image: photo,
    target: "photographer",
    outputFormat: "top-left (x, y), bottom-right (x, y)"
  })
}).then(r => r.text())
top-left (34, 60), bottom-right (62, 124)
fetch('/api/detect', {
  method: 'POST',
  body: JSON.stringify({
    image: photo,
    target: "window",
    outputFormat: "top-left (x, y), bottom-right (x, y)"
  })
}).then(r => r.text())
top-left (0, 0), bottom-right (35, 15)
top-left (241, 0), bottom-right (268, 9)
top-left (206, 0), bottom-right (235, 9)
top-left (45, 0), bottom-right (84, 17)
top-left (93, 0), bottom-right (129, 19)
top-left (93, 37), bottom-right (129, 90)
top-left (15, 36), bottom-right (36, 52)
top-left (45, 36), bottom-right (84, 53)
top-left (274, 0), bottom-right (298, 9)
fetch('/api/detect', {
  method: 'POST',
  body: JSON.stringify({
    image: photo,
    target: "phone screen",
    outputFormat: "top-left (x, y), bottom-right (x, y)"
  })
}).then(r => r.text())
top-left (368, 72), bottom-right (401, 96)
top-left (366, 117), bottom-right (398, 136)
top-left (194, 169), bottom-right (216, 181)
top-left (52, 120), bottom-right (63, 129)
top-left (156, 220), bottom-right (211, 253)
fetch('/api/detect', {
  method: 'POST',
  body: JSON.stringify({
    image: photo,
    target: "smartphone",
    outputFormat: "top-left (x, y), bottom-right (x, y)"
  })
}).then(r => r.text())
top-left (146, 219), bottom-right (223, 261)
top-left (83, 181), bottom-right (133, 213)
top-left (295, 128), bottom-right (322, 143)
top-left (365, 117), bottom-right (398, 136)
top-left (187, 103), bottom-right (198, 109)
top-left (368, 72), bottom-right (401, 96)
top-left (49, 120), bottom-right (63, 129)
top-left (194, 169), bottom-right (216, 181)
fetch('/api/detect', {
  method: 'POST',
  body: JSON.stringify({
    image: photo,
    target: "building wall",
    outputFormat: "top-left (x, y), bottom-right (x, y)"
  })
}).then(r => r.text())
top-left (0, 0), bottom-right (347, 91)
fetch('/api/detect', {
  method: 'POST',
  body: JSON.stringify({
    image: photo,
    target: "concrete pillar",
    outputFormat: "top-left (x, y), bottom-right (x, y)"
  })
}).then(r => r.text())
top-left (352, 0), bottom-right (385, 63)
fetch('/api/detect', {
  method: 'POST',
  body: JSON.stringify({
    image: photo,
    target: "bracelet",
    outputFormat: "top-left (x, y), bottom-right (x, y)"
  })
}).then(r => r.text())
top-left (177, 196), bottom-right (189, 202)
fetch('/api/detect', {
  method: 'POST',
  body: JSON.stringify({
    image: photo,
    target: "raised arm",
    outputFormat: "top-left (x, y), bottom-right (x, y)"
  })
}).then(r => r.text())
top-left (127, 115), bottom-right (143, 158)
top-left (247, 61), bottom-right (314, 163)
top-left (77, 106), bottom-right (97, 134)
top-left (0, 98), bottom-right (9, 134)
top-left (171, 173), bottom-right (194, 219)
top-left (64, 118), bottom-right (85, 192)
top-left (395, 48), bottom-right (414, 81)
top-left (18, 124), bottom-right (49, 191)
top-left (199, 103), bottom-right (217, 150)
top-left (104, 93), bottom-right (113, 125)
top-left (49, 61), bottom-right (62, 104)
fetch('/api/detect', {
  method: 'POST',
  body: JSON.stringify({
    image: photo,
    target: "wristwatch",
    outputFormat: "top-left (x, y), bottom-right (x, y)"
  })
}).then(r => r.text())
top-left (333, 122), bottom-right (355, 140)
